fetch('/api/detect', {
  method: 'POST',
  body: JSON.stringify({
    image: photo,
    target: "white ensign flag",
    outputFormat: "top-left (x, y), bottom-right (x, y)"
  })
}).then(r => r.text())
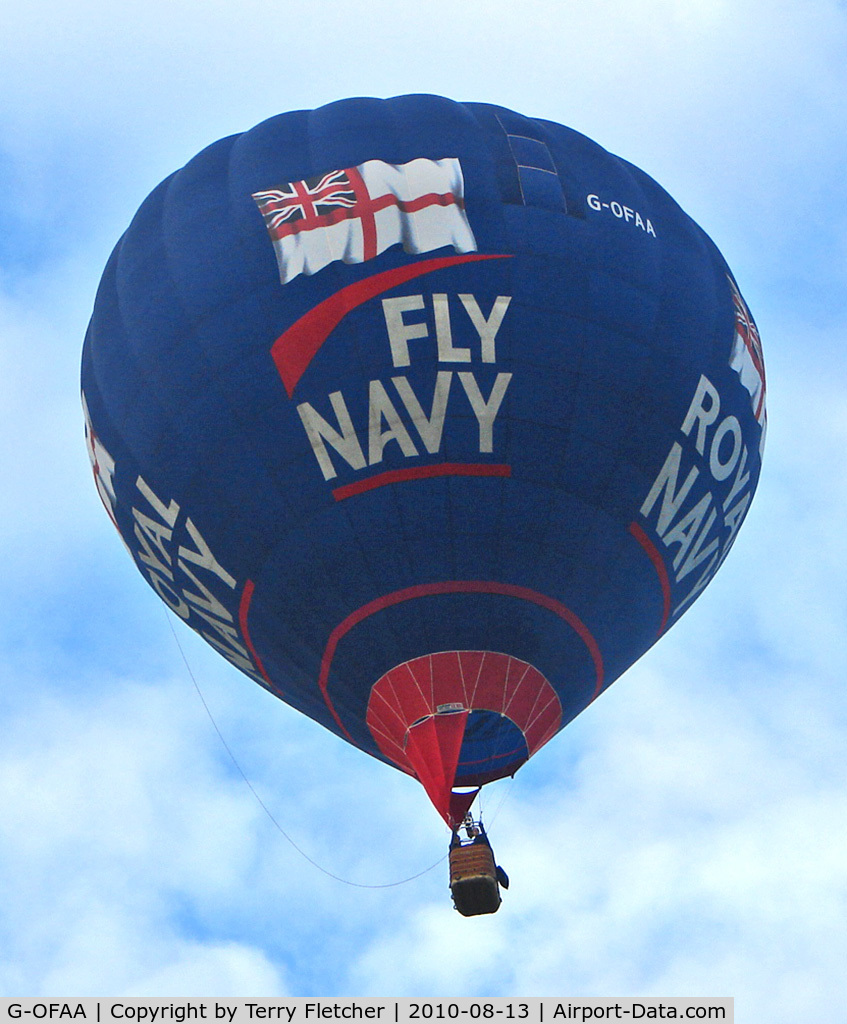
top-left (253, 157), bottom-right (477, 284)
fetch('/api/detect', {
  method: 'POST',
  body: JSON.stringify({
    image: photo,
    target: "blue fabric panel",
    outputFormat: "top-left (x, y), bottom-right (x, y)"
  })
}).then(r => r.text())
top-left (456, 711), bottom-right (528, 784)
top-left (518, 166), bottom-right (567, 211)
top-left (509, 135), bottom-right (557, 173)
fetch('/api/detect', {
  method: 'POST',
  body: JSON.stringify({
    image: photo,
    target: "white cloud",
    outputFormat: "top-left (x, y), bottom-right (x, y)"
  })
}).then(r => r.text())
top-left (0, 673), bottom-right (284, 992)
top-left (123, 945), bottom-right (286, 998)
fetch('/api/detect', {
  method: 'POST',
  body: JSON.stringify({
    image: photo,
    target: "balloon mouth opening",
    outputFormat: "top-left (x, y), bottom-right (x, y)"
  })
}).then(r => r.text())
top-left (365, 649), bottom-right (561, 822)
top-left (454, 708), bottom-right (529, 786)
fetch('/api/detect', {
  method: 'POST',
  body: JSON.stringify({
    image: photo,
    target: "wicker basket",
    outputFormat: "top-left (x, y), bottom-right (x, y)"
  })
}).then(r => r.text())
top-left (449, 842), bottom-right (501, 916)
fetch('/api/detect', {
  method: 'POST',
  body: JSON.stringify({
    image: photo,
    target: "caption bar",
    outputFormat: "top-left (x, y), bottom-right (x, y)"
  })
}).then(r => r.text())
top-left (0, 998), bottom-right (733, 1023)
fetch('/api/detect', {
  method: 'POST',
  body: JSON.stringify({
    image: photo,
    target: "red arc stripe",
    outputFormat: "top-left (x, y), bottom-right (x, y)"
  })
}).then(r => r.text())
top-left (628, 521), bottom-right (671, 636)
top-left (238, 579), bottom-right (276, 691)
top-left (317, 580), bottom-right (604, 743)
top-left (271, 253), bottom-right (510, 397)
top-left (332, 462), bottom-right (511, 501)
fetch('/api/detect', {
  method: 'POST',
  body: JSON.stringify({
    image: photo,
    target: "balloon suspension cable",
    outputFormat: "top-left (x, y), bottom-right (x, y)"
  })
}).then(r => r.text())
top-left (164, 610), bottom-right (446, 888)
top-left (477, 775), bottom-right (513, 831)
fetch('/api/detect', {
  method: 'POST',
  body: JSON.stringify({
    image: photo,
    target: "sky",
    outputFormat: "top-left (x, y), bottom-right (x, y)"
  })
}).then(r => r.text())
top-left (1, 0), bottom-right (846, 1014)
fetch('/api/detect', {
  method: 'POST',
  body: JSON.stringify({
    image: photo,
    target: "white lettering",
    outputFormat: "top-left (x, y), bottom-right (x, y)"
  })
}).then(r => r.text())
top-left (132, 513), bottom-right (173, 579)
top-left (382, 294), bottom-right (427, 367)
top-left (723, 444), bottom-right (750, 510)
top-left (663, 492), bottom-right (713, 570)
top-left (672, 546), bottom-right (722, 616)
top-left (710, 415), bottom-right (742, 481)
top-left (640, 442), bottom-right (700, 537)
top-left (392, 373), bottom-right (452, 453)
top-left (136, 475), bottom-right (179, 527)
top-left (178, 519), bottom-right (237, 589)
top-left (297, 393), bottom-right (367, 480)
top-left (146, 570), bottom-right (190, 618)
top-left (458, 294), bottom-right (512, 363)
top-left (192, 606), bottom-right (249, 658)
top-left (368, 380), bottom-right (418, 464)
top-left (433, 293), bottom-right (471, 363)
top-left (675, 506), bottom-right (720, 581)
top-left (457, 372), bottom-right (512, 453)
top-left (586, 194), bottom-right (657, 236)
top-left (723, 491), bottom-right (751, 547)
top-left (641, 373), bottom-right (760, 619)
top-left (681, 375), bottom-right (721, 456)
top-left (177, 559), bottom-right (234, 621)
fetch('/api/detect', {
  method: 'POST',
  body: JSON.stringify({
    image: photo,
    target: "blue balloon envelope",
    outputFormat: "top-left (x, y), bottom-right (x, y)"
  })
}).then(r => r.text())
top-left (82, 95), bottom-right (766, 825)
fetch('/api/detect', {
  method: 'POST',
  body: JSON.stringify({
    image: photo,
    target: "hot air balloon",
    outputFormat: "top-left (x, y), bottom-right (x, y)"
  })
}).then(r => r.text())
top-left (82, 95), bottom-right (765, 913)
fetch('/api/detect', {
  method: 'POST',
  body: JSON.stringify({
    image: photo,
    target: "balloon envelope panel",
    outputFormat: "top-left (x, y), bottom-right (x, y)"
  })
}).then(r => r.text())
top-left (82, 95), bottom-right (765, 819)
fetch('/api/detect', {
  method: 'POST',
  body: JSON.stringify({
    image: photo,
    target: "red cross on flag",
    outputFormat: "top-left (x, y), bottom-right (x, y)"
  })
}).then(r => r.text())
top-left (252, 157), bottom-right (477, 284)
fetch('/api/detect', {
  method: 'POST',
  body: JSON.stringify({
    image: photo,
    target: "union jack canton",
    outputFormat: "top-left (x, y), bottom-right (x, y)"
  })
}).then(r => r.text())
top-left (253, 170), bottom-right (358, 237)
